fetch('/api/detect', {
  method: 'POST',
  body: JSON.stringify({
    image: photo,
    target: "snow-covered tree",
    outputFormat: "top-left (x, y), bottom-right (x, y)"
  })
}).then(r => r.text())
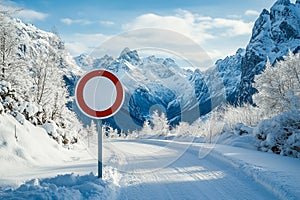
top-left (0, 11), bottom-right (83, 144)
top-left (29, 39), bottom-right (69, 123)
top-left (152, 111), bottom-right (169, 136)
top-left (141, 120), bottom-right (152, 137)
top-left (107, 126), bottom-right (119, 138)
top-left (0, 10), bottom-right (17, 78)
top-left (120, 130), bottom-right (127, 138)
top-left (254, 53), bottom-right (300, 116)
top-left (0, 9), bottom-right (30, 96)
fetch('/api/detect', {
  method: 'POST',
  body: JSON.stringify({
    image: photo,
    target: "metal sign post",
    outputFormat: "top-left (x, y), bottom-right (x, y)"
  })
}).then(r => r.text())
top-left (75, 69), bottom-right (124, 179)
top-left (97, 120), bottom-right (103, 178)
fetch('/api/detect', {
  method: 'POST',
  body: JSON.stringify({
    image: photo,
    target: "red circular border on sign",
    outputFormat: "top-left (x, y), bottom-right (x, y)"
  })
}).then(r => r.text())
top-left (76, 70), bottom-right (124, 119)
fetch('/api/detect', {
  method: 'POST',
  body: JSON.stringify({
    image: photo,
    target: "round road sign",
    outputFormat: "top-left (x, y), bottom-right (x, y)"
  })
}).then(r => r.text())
top-left (75, 69), bottom-right (124, 119)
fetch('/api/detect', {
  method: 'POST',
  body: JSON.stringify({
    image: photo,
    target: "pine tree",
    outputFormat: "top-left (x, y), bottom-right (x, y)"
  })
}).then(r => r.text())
top-left (160, 112), bottom-right (170, 136)
top-left (141, 120), bottom-right (152, 137)
top-left (152, 110), bottom-right (169, 136)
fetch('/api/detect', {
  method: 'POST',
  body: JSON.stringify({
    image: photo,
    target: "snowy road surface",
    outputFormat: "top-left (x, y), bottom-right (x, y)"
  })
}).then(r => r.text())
top-left (1, 138), bottom-right (299, 199)
top-left (103, 139), bottom-right (276, 200)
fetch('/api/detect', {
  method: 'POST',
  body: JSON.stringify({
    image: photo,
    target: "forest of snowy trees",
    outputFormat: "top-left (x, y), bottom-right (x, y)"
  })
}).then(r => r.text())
top-left (0, 8), bottom-right (84, 145)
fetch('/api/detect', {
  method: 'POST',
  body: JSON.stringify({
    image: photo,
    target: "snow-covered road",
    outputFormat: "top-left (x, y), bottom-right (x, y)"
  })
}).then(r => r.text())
top-left (2, 137), bottom-right (299, 199)
top-left (103, 139), bottom-right (276, 200)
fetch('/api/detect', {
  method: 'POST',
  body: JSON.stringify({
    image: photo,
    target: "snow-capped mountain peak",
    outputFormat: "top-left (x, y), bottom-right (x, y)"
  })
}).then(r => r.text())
top-left (74, 53), bottom-right (95, 71)
top-left (237, 0), bottom-right (300, 104)
top-left (118, 47), bottom-right (141, 66)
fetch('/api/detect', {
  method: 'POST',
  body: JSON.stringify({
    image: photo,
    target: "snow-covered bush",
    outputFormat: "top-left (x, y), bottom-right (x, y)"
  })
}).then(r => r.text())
top-left (0, 81), bottom-right (11, 95)
top-left (18, 102), bottom-right (42, 118)
top-left (233, 123), bottom-right (253, 136)
top-left (197, 112), bottom-right (224, 142)
top-left (223, 104), bottom-right (265, 128)
top-left (133, 120), bottom-right (154, 139)
top-left (0, 79), bottom-right (82, 145)
top-left (0, 80), bottom-right (41, 123)
top-left (254, 110), bottom-right (300, 158)
top-left (54, 107), bottom-right (83, 144)
top-left (184, 103), bottom-right (266, 145)
top-left (172, 121), bottom-right (192, 137)
top-left (41, 120), bottom-right (60, 138)
top-left (108, 127), bottom-right (119, 138)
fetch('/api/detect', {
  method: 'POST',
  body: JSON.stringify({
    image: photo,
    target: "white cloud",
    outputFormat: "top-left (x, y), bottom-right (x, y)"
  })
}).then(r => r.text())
top-left (15, 10), bottom-right (48, 21)
top-left (63, 10), bottom-right (254, 67)
top-left (123, 9), bottom-right (253, 44)
top-left (61, 18), bottom-right (115, 26)
top-left (209, 18), bottom-right (253, 36)
top-left (206, 49), bottom-right (227, 60)
top-left (61, 18), bottom-right (73, 25)
top-left (226, 14), bottom-right (242, 19)
top-left (1, 0), bottom-right (48, 21)
top-left (100, 20), bottom-right (115, 26)
top-left (244, 10), bottom-right (260, 16)
top-left (122, 11), bottom-right (214, 44)
top-left (61, 18), bottom-right (92, 25)
top-left (62, 10), bottom-right (254, 68)
top-left (119, 10), bottom-right (255, 67)
top-left (63, 33), bottom-right (109, 56)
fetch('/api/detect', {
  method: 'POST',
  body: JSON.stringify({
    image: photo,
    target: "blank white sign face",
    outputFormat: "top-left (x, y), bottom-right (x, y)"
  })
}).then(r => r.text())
top-left (83, 76), bottom-right (117, 111)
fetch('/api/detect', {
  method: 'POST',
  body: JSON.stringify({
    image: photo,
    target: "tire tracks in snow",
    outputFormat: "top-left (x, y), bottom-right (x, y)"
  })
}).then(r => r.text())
top-left (103, 140), bottom-right (277, 200)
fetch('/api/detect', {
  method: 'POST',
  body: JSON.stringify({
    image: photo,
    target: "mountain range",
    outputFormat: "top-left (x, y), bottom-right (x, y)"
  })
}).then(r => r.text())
top-left (4, 0), bottom-right (300, 132)
top-left (73, 0), bottom-right (300, 131)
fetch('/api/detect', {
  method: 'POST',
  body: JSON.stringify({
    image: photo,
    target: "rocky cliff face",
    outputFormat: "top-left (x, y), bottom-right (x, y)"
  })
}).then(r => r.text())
top-left (237, 0), bottom-right (300, 104)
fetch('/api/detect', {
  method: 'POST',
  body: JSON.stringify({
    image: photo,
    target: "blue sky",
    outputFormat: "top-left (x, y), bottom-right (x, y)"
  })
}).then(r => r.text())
top-left (3, 0), bottom-right (280, 64)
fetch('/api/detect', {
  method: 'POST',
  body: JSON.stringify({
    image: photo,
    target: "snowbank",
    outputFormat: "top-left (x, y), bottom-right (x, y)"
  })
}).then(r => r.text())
top-left (0, 173), bottom-right (108, 200)
top-left (0, 113), bottom-right (78, 176)
top-left (205, 110), bottom-right (300, 158)
top-left (207, 144), bottom-right (300, 199)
